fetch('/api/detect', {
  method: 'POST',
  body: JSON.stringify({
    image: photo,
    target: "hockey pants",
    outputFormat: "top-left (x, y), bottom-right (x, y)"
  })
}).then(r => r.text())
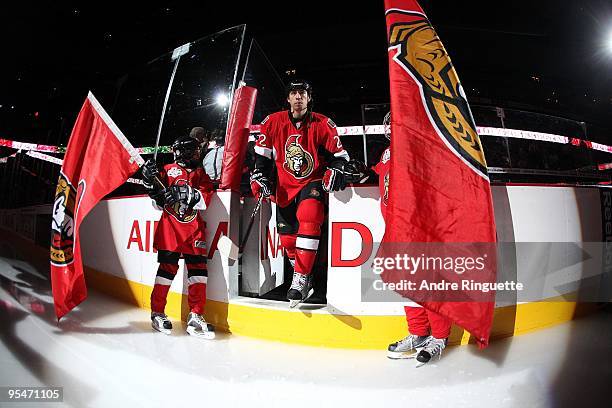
top-left (278, 198), bottom-right (325, 277)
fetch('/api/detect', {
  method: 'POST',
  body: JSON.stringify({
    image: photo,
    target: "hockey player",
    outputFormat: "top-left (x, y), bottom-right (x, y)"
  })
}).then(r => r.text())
top-left (250, 80), bottom-right (351, 307)
top-left (375, 112), bottom-right (451, 366)
top-left (141, 135), bottom-right (215, 339)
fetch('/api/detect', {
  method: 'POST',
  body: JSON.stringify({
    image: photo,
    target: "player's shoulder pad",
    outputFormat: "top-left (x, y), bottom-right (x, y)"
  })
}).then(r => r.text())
top-left (271, 111), bottom-right (289, 121)
top-left (311, 112), bottom-right (336, 129)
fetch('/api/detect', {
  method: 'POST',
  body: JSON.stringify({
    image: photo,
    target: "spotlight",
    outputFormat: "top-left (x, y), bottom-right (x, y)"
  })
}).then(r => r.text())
top-left (216, 93), bottom-right (229, 107)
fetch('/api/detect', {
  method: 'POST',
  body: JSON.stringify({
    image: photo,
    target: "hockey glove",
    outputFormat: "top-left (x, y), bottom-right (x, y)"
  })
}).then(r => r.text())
top-left (322, 159), bottom-right (348, 192)
top-left (148, 188), bottom-right (167, 208)
top-left (250, 169), bottom-right (273, 198)
top-left (343, 159), bottom-right (369, 184)
top-left (164, 185), bottom-right (202, 208)
top-left (141, 159), bottom-right (159, 187)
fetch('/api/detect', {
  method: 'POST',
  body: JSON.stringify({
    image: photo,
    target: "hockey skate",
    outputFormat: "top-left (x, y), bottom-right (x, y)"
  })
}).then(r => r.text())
top-left (287, 272), bottom-right (314, 308)
top-left (415, 337), bottom-right (447, 367)
top-left (186, 312), bottom-right (216, 340)
top-left (387, 334), bottom-right (432, 359)
top-left (151, 312), bottom-right (172, 335)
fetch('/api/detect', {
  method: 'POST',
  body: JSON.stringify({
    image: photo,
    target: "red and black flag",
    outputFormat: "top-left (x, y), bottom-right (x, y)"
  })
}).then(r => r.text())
top-left (50, 92), bottom-right (143, 319)
top-left (382, 0), bottom-right (497, 347)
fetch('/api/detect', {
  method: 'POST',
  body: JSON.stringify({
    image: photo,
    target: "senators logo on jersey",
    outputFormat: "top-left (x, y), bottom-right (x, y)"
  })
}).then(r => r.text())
top-left (164, 179), bottom-right (198, 223)
top-left (387, 11), bottom-right (487, 175)
top-left (167, 167), bottom-right (183, 178)
top-left (51, 172), bottom-right (77, 265)
top-left (283, 134), bottom-right (314, 179)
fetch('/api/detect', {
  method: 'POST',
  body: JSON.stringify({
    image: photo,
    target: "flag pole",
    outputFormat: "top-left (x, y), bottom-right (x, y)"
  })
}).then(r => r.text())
top-left (152, 47), bottom-right (185, 161)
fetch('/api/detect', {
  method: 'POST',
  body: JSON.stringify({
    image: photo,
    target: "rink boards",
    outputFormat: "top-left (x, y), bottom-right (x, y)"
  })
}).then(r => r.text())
top-left (2, 184), bottom-right (607, 348)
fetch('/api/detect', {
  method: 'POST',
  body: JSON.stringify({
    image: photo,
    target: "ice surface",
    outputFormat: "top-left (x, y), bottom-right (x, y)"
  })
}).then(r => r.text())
top-left (0, 252), bottom-right (610, 408)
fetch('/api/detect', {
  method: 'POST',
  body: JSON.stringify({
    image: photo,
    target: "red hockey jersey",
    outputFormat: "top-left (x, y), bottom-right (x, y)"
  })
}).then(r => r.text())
top-left (153, 163), bottom-right (213, 255)
top-left (254, 111), bottom-right (349, 207)
top-left (373, 147), bottom-right (390, 221)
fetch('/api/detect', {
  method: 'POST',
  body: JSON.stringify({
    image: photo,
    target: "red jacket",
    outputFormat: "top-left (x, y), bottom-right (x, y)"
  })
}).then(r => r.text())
top-left (255, 111), bottom-right (349, 207)
top-left (153, 163), bottom-right (213, 255)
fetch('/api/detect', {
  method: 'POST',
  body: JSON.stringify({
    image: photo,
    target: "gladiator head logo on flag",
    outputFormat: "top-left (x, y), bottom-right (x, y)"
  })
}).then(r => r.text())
top-left (387, 11), bottom-right (488, 175)
top-left (383, 0), bottom-right (497, 349)
top-left (50, 172), bottom-right (77, 266)
top-left (383, 172), bottom-right (390, 204)
top-left (284, 134), bottom-right (314, 179)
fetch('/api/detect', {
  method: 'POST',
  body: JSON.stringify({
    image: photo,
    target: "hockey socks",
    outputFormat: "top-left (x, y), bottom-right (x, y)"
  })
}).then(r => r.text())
top-left (151, 263), bottom-right (178, 313)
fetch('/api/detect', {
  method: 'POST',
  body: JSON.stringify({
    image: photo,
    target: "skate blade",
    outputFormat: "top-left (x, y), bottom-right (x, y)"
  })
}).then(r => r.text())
top-left (186, 326), bottom-right (216, 340)
top-left (415, 355), bottom-right (438, 368)
top-left (288, 288), bottom-right (315, 308)
top-left (386, 350), bottom-right (418, 359)
top-left (387, 345), bottom-right (427, 359)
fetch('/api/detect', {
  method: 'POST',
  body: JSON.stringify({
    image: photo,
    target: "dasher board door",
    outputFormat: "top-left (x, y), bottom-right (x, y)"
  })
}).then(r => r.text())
top-left (240, 197), bottom-right (284, 296)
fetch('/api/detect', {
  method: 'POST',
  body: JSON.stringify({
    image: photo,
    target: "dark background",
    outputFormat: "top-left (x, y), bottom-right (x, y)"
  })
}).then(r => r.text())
top-left (2, 1), bottom-right (612, 146)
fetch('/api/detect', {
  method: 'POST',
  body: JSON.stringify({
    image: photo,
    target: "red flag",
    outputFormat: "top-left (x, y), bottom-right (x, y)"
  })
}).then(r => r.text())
top-left (50, 92), bottom-right (143, 319)
top-left (382, 0), bottom-right (497, 347)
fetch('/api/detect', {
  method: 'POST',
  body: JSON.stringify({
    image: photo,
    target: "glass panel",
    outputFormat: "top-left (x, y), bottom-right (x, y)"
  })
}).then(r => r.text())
top-left (502, 108), bottom-right (584, 137)
top-left (471, 105), bottom-right (504, 128)
top-left (107, 25), bottom-right (245, 197)
top-left (104, 47), bottom-right (178, 198)
top-left (239, 39), bottom-right (286, 196)
top-left (159, 26), bottom-right (245, 163)
top-left (586, 123), bottom-right (612, 175)
top-left (110, 54), bottom-right (176, 149)
top-left (481, 137), bottom-right (511, 168)
top-left (241, 40), bottom-right (286, 125)
top-left (361, 103), bottom-right (390, 168)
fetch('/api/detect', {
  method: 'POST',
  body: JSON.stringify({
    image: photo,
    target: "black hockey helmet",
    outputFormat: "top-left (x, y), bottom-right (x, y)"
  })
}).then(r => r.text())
top-left (172, 135), bottom-right (201, 166)
top-left (286, 79), bottom-right (312, 94)
top-left (286, 79), bottom-right (313, 98)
